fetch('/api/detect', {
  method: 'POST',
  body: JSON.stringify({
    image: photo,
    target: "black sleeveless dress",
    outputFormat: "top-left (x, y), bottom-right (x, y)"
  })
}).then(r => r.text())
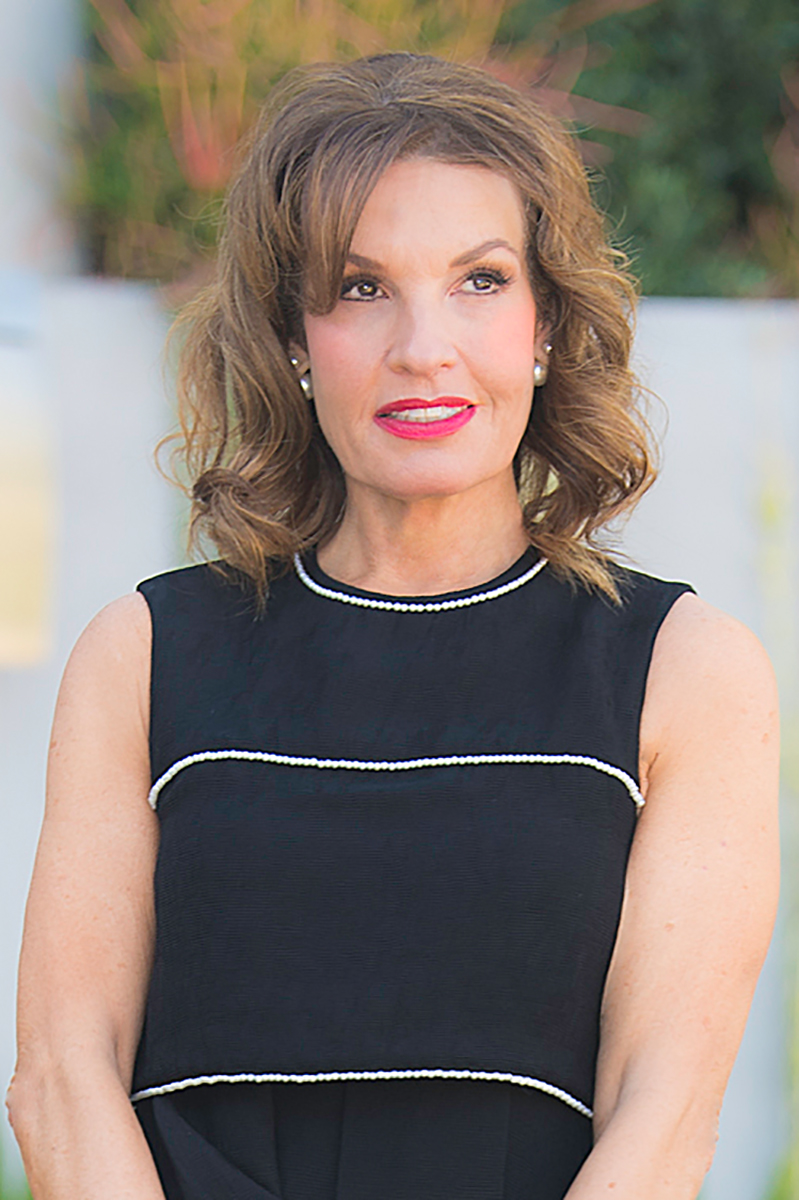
top-left (131, 547), bottom-right (693, 1200)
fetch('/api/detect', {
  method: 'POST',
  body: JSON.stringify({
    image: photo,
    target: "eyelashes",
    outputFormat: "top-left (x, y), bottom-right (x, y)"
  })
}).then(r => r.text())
top-left (465, 267), bottom-right (512, 292)
top-left (339, 276), bottom-right (383, 301)
top-left (339, 266), bottom-right (513, 301)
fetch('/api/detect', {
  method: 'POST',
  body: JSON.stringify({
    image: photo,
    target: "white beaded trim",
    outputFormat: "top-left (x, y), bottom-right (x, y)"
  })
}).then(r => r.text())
top-left (293, 552), bottom-right (547, 612)
top-left (147, 749), bottom-right (644, 811)
top-left (130, 1067), bottom-right (592, 1118)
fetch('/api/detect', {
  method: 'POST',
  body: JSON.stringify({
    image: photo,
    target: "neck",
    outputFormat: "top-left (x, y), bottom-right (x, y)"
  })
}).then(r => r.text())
top-left (316, 472), bottom-right (529, 597)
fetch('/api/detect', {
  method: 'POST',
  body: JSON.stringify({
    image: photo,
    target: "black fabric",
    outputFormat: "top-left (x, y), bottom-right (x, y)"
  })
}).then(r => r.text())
top-left (131, 548), bottom-right (694, 1198)
top-left (135, 1078), bottom-right (594, 1200)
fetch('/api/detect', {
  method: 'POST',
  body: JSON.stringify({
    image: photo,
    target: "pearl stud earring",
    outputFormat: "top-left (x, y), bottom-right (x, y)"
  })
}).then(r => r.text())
top-left (290, 353), bottom-right (314, 400)
top-left (533, 342), bottom-right (553, 388)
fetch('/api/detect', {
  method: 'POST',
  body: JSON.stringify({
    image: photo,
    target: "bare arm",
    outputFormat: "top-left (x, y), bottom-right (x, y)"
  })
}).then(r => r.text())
top-left (5, 594), bottom-right (167, 1199)
top-left (565, 594), bottom-right (780, 1199)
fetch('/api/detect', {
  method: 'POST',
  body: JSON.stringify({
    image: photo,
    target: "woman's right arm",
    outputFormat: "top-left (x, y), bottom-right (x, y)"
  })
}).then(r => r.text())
top-left (5, 593), bottom-right (167, 1199)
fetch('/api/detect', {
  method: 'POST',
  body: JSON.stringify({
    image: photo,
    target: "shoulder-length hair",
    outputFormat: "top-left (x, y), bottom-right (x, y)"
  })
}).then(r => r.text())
top-left (168, 50), bottom-right (655, 600)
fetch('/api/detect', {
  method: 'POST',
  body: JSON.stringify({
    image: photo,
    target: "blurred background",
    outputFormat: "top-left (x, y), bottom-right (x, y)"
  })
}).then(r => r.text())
top-left (1, 0), bottom-right (798, 1196)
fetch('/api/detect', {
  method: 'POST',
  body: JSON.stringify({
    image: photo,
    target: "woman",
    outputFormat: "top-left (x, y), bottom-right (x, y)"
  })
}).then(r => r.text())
top-left (7, 51), bottom-right (779, 1200)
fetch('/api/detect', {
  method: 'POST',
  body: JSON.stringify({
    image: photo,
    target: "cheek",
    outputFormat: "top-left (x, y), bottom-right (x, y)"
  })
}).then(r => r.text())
top-left (304, 321), bottom-right (367, 444)
top-left (469, 302), bottom-right (537, 388)
top-left (304, 319), bottom-right (382, 461)
top-left (305, 321), bottom-right (362, 386)
top-left (305, 312), bottom-right (387, 388)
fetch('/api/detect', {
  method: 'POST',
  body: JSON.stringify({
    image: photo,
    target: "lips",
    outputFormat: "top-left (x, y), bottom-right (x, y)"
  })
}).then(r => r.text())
top-left (374, 397), bottom-right (476, 440)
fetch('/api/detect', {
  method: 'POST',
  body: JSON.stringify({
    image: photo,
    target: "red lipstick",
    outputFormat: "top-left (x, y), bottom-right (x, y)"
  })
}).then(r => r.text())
top-left (374, 397), bottom-right (476, 441)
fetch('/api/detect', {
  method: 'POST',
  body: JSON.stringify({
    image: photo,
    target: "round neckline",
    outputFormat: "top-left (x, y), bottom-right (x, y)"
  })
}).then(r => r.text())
top-left (293, 545), bottom-right (547, 612)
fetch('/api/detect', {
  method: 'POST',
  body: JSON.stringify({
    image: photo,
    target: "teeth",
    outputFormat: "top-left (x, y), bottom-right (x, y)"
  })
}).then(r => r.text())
top-left (382, 405), bottom-right (469, 423)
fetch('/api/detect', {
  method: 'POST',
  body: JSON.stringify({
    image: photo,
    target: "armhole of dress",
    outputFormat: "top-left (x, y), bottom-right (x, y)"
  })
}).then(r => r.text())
top-left (634, 584), bottom-right (697, 802)
top-left (135, 582), bottom-right (158, 799)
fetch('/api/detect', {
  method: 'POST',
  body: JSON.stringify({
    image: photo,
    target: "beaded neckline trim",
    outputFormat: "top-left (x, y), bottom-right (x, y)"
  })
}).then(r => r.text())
top-left (293, 552), bottom-right (547, 612)
top-left (147, 748), bottom-right (644, 811)
top-left (130, 1067), bottom-right (592, 1118)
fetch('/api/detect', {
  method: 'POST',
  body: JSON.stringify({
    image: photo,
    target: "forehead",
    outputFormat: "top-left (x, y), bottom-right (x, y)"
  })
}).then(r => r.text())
top-left (349, 158), bottom-right (527, 261)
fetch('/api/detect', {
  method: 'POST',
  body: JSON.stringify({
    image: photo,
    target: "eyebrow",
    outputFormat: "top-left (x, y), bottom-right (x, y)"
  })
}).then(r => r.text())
top-left (345, 238), bottom-right (521, 272)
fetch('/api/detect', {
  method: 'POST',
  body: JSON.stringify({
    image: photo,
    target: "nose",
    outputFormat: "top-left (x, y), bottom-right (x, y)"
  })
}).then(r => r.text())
top-left (385, 294), bottom-right (458, 380)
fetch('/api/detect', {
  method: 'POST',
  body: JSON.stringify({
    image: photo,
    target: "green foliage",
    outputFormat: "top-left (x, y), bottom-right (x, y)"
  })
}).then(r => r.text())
top-left (0, 1137), bottom-right (30, 1200)
top-left (67, 0), bottom-right (517, 283)
top-left (501, 0), bottom-right (799, 295)
top-left (70, 0), bottom-right (274, 278)
top-left (765, 1158), bottom-right (792, 1200)
top-left (0, 1183), bottom-right (30, 1200)
top-left (68, 0), bottom-right (799, 295)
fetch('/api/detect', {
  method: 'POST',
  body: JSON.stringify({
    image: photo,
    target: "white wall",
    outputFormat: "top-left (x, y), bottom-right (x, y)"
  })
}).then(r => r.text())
top-left (0, 279), bottom-right (175, 1189)
top-left (0, 0), bottom-right (77, 272)
top-left (624, 299), bottom-right (799, 1200)
top-left (0, 0), bottom-right (82, 1180)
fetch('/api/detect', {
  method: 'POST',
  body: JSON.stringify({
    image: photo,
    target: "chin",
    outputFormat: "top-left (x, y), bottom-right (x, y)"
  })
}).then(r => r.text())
top-left (369, 460), bottom-right (496, 501)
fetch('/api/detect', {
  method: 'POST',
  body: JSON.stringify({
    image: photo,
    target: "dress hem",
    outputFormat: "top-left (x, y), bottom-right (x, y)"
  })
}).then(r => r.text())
top-left (130, 1067), bottom-right (593, 1119)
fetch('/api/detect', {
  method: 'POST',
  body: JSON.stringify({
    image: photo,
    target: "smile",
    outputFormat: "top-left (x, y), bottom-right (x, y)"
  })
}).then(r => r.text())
top-left (374, 398), bottom-right (476, 440)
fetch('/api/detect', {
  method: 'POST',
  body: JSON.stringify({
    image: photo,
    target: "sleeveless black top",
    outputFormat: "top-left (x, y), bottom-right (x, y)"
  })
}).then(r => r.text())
top-left (131, 548), bottom-right (693, 1198)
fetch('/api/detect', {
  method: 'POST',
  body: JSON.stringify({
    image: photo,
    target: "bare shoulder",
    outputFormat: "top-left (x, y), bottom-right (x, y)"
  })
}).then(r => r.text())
top-left (49, 593), bottom-right (153, 816)
top-left (640, 591), bottom-right (779, 789)
top-left (649, 590), bottom-right (775, 687)
top-left (58, 593), bottom-right (151, 728)
top-left (66, 591), bottom-right (151, 677)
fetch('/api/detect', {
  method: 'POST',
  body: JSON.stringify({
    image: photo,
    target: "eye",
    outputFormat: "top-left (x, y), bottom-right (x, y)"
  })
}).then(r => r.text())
top-left (462, 267), bottom-right (512, 294)
top-left (340, 276), bottom-right (385, 301)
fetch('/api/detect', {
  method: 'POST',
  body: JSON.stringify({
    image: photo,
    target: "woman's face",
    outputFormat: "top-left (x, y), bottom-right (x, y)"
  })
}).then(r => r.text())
top-left (297, 157), bottom-right (547, 504)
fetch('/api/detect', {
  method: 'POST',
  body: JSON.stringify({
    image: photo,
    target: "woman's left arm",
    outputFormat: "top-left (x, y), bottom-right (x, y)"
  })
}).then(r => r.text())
top-left (565, 592), bottom-right (781, 1199)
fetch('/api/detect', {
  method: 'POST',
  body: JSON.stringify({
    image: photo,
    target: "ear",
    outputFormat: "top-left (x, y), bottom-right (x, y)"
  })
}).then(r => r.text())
top-left (534, 324), bottom-right (552, 362)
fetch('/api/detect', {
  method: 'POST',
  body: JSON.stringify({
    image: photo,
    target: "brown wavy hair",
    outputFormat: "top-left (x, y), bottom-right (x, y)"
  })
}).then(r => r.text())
top-left (167, 51), bottom-right (656, 600)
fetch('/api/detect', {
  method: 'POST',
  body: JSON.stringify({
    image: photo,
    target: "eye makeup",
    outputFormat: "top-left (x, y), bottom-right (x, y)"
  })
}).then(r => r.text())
top-left (339, 264), bottom-right (515, 301)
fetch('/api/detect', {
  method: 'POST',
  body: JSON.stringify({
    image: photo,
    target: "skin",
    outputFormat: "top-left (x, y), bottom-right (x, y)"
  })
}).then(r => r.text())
top-left (6, 159), bottom-right (779, 1200)
top-left (297, 158), bottom-right (549, 595)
